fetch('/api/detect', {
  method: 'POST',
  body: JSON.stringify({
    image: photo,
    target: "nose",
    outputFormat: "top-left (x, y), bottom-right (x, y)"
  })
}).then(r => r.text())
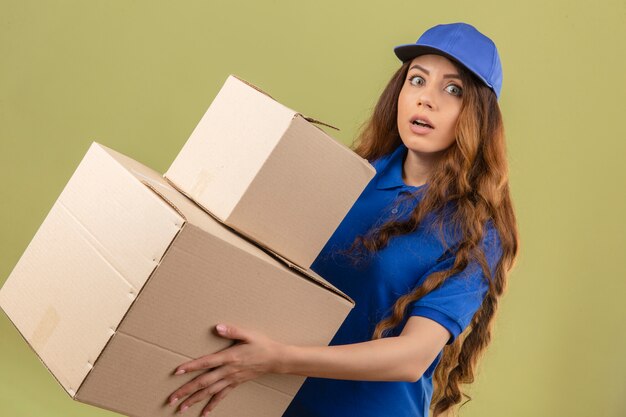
top-left (416, 86), bottom-right (436, 110)
top-left (416, 93), bottom-right (434, 109)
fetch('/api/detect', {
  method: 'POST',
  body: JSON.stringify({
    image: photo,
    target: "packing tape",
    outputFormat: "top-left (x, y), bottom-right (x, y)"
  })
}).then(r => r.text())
top-left (30, 306), bottom-right (60, 352)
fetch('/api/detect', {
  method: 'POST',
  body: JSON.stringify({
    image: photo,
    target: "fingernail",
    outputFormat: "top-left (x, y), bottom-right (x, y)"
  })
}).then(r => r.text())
top-left (175, 369), bottom-right (185, 375)
top-left (216, 324), bottom-right (226, 333)
top-left (180, 405), bottom-right (188, 414)
top-left (169, 397), bottom-right (179, 406)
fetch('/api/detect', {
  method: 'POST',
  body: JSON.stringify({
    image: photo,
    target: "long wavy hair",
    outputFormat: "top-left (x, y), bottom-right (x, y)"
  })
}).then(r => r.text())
top-left (345, 57), bottom-right (519, 416)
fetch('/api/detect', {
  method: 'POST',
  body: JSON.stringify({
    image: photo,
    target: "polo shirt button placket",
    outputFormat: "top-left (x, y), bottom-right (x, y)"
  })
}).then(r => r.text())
top-left (391, 190), bottom-right (409, 215)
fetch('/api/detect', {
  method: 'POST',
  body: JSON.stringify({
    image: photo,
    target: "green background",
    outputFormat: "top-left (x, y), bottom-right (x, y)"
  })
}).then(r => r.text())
top-left (1, 1), bottom-right (624, 416)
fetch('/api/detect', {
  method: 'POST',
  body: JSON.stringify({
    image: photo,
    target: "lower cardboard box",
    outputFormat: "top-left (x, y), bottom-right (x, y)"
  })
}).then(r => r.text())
top-left (0, 142), bottom-right (354, 417)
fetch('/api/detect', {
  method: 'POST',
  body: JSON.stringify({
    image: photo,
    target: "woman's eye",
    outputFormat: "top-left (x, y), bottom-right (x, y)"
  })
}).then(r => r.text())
top-left (445, 84), bottom-right (463, 96)
top-left (408, 75), bottom-right (424, 86)
top-left (409, 76), bottom-right (462, 97)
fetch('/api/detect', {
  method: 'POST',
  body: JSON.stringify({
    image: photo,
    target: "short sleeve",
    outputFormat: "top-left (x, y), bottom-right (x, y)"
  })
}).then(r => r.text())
top-left (409, 223), bottom-right (503, 345)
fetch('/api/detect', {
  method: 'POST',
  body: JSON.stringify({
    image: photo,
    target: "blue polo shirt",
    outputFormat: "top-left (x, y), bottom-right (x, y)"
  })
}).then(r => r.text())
top-left (281, 142), bottom-right (503, 417)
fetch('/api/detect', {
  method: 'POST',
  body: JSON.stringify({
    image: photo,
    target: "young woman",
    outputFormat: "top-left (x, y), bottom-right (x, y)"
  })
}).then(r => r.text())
top-left (167, 22), bottom-right (519, 417)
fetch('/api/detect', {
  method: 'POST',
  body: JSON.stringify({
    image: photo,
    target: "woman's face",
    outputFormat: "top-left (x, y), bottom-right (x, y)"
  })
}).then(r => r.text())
top-left (397, 54), bottom-right (464, 155)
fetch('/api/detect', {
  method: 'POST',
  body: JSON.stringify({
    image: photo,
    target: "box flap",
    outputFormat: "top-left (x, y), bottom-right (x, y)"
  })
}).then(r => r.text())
top-left (98, 147), bottom-right (354, 305)
top-left (161, 176), bottom-right (354, 305)
top-left (265, 249), bottom-right (354, 305)
top-left (300, 114), bottom-right (340, 131)
top-left (230, 74), bottom-right (340, 131)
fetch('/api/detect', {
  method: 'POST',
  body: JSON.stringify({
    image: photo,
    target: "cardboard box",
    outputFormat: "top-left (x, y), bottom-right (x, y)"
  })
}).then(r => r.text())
top-left (165, 75), bottom-right (376, 269)
top-left (0, 142), bottom-right (354, 417)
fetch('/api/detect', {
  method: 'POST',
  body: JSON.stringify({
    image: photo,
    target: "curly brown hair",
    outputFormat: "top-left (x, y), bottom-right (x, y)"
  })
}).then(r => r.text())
top-left (343, 57), bottom-right (520, 416)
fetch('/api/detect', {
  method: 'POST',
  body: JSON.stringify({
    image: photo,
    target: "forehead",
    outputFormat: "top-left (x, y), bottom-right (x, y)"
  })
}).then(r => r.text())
top-left (409, 54), bottom-right (459, 72)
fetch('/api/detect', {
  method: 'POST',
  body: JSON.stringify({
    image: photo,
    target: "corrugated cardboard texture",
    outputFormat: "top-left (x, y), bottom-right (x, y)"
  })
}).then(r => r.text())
top-left (1, 141), bottom-right (355, 417)
top-left (98, 141), bottom-right (353, 350)
top-left (116, 223), bottom-right (352, 395)
top-left (165, 75), bottom-right (295, 220)
top-left (229, 114), bottom-right (377, 268)
top-left (0, 143), bottom-right (184, 395)
top-left (165, 74), bottom-right (376, 269)
top-left (119, 144), bottom-right (353, 305)
top-left (77, 331), bottom-right (292, 417)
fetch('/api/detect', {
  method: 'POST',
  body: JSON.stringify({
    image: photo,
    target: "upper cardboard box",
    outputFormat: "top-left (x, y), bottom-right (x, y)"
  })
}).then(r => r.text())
top-left (0, 142), bottom-right (354, 417)
top-left (165, 75), bottom-right (376, 269)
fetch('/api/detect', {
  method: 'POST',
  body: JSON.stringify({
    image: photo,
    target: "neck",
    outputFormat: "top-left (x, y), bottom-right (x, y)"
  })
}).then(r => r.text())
top-left (402, 148), bottom-right (444, 187)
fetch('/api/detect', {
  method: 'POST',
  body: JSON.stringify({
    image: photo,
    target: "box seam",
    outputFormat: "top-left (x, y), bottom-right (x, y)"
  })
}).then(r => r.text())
top-left (75, 223), bottom-right (187, 396)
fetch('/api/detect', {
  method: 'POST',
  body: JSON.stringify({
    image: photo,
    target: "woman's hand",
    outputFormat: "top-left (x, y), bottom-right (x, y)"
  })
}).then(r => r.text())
top-left (168, 324), bottom-right (287, 416)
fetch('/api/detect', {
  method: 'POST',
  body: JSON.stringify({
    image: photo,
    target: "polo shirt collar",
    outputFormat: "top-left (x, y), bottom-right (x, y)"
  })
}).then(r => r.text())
top-left (375, 142), bottom-right (424, 191)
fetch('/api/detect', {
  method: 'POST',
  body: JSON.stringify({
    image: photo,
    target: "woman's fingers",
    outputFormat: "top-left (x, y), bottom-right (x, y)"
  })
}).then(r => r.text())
top-left (169, 365), bottom-right (233, 406)
top-left (173, 324), bottom-right (270, 376)
top-left (177, 378), bottom-right (233, 414)
top-left (175, 349), bottom-right (231, 375)
top-left (215, 324), bottom-right (252, 342)
top-left (168, 324), bottom-right (281, 413)
top-left (200, 384), bottom-right (237, 416)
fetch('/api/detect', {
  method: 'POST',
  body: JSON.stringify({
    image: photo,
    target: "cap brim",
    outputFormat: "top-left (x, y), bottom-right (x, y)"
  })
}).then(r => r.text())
top-left (394, 44), bottom-right (460, 65)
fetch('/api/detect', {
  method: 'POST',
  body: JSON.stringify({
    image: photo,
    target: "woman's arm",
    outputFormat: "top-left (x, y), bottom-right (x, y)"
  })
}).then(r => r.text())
top-left (168, 316), bottom-right (449, 415)
top-left (282, 315), bottom-right (450, 382)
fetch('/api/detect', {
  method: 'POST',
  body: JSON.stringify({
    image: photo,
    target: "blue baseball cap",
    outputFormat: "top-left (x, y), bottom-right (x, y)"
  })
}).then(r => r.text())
top-left (394, 22), bottom-right (503, 99)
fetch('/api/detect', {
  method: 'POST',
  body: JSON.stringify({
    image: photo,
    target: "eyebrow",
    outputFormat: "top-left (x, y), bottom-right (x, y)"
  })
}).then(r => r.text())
top-left (409, 64), bottom-right (461, 80)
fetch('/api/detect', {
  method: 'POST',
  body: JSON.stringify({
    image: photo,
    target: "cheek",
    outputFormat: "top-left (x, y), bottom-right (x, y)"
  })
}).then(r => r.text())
top-left (444, 109), bottom-right (462, 133)
top-left (397, 96), bottom-right (408, 124)
top-left (396, 97), bottom-right (405, 116)
top-left (397, 87), bottom-right (411, 111)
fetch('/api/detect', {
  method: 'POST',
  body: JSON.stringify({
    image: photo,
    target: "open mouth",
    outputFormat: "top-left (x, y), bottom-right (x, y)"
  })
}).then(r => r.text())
top-left (412, 120), bottom-right (434, 129)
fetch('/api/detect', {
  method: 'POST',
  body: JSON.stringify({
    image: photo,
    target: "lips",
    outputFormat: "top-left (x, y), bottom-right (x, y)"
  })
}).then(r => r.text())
top-left (410, 114), bottom-right (435, 129)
